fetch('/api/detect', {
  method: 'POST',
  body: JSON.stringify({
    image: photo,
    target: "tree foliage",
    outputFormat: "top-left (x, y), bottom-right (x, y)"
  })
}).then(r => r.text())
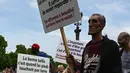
top-left (0, 35), bottom-right (7, 53)
top-left (26, 48), bottom-right (32, 54)
top-left (0, 35), bottom-right (8, 71)
top-left (15, 44), bottom-right (27, 54)
top-left (0, 35), bottom-right (66, 71)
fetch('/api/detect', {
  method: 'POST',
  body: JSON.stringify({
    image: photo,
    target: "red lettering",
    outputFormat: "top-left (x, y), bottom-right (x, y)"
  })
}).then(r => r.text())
top-left (55, 19), bottom-right (61, 23)
top-left (61, 8), bottom-right (74, 16)
top-left (46, 22), bottom-right (56, 28)
top-left (47, 14), bottom-right (59, 22)
top-left (61, 18), bottom-right (64, 21)
top-left (64, 14), bottom-right (73, 20)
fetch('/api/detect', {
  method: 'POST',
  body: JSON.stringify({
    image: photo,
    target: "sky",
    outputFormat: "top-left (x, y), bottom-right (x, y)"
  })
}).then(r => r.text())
top-left (0, 0), bottom-right (130, 58)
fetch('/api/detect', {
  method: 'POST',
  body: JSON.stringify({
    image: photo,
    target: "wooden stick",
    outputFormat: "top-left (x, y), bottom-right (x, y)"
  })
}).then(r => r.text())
top-left (60, 27), bottom-right (70, 56)
top-left (60, 27), bottom-right (74, 73)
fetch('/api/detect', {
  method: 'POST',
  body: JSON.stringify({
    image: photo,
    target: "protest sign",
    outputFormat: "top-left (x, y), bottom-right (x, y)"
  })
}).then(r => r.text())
top-left (37, 0), bottom-right (81, 33)
top-left (37, 0), bottom-right (81, 72)
top-left (55, 39), bottom-right (87, 64)
top-left (17, 53), bottom-right (50, 73)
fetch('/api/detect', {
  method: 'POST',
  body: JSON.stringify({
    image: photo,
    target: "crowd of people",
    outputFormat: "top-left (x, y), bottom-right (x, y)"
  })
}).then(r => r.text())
top-left (2, 66), bottom-right (16, 73)
top-left (2, 13), bottom-right (130, 73)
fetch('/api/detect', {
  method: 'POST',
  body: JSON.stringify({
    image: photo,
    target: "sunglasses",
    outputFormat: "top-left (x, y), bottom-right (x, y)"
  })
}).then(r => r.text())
top-left (88, 19), bottom-right (98, 23)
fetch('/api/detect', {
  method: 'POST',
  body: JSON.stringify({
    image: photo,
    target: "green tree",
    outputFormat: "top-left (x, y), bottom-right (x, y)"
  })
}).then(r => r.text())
top-left (15, 44), bottom-right (27, 54)
top-left (26, 48), bottom-right (32, 54)
top-left (0, 35), bottom-right (8, 71)
top-left (0, 35), bottom-right (7, 54)
top-left (8, 52), bottom-right (17, 66)
top-left (3, 54), bottom-right (12, 67)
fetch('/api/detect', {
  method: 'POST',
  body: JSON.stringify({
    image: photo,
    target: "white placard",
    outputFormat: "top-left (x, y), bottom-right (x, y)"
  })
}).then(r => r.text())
top-left (37, 0), bottom-right (81, 33)
top-left (55, 39), bottom-right (87, 64)
top-left (17, 53), bottom-right (50, 73)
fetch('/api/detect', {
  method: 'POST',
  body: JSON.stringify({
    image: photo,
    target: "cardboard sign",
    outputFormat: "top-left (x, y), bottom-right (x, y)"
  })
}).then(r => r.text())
top-left (55, 39), bottom-right (87, 64)
top-left (17, 53), bottom-right (50, 73)
top-left (37, 0), bottom-right (81, 33)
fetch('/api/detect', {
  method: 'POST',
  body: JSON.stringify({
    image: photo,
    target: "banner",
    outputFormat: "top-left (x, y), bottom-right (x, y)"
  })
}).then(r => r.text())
top-left (37, 0), bottom-right (81, 33)
top-left (55, 39), bottom-right (87, 64)
top-left (17, 53), bottom-right (50, 73)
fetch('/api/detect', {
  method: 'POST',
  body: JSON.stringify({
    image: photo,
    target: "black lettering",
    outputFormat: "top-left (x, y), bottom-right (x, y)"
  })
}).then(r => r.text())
top-left (37, 63), bottom-right (41, 67)
top-left (77, 53), bottom-right (82, 57)
top-left (38, 59), bottom-right (45, 63)
top-left (21, 62), bottom-right (25, 65)
top-left (28, 57), bottom-right (37, 62)
top-left (34, 69), bottom-right (39, 72)
top-left (40, 69), bottom-right (47, 73)
top-left (74, 45), bottom-right (80, 49)
top-left (19, 66), bottom-right (34, 71)
top-left (38, 0), bottom-right (42, 5)
top-left (26, 63), bottom-right (36, 67)
top-left (41, 65), bottom-right (48, 68)
top-left (68, 44), bottom-right (71, 47)
top-left (46, 6), bottom-right (54, 13)
top-left (38, 0), bottom-right (47, 5)
top-left (23, 56), bottom-right (27, 60)
top-left (48, 1), bottom-right (51, 6)
top-left (54, 0), bottom-right (69, 9)
top-left (42, 10), bottom-right (46, 15)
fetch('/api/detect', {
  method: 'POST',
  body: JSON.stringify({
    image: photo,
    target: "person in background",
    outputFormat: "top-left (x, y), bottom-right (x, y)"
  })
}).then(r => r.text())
top-left (63, 65), bottom-right (71, 73)
top-left (118, 32), bottom-right (130, 73)
top-left (31, 43), bottom-right (48, 57)
top-left (31, 43), bottom-right (56, 73)
top-left (2, 66), bottom-right (11, 73)
top-left (9, 66), bottom-right (15, 73)
top-left (2, 68), bottom-right (7, 73)
top-left (56, 65), bottom-right (64, 73)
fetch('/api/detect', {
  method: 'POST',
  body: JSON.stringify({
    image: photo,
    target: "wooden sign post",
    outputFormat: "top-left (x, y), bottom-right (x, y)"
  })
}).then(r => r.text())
top-left (37, 0), bottom-right (81, 72)
top-left (60, 27), bottom-right (74, 73)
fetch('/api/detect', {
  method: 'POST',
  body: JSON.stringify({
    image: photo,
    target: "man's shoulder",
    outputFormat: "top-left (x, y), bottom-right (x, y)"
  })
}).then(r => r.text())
top-left (38, 52), bottom-right (48, 57)
top-left (102, 37), bottom-right (119, 53)
top-left (103, 38), bottom-right (119, 53)
top-left (103, 36), bottom-right (118, 46)
top-left (106, 39), bottom-right (118, 46)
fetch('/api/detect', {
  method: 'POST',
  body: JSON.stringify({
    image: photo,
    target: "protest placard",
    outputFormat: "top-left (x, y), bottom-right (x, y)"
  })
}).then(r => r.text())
top-left (37, 0), bottom-right (81, 72)
top-left (55, 39), bottom-right (87, 64)
top-left (17, 53), bottom-right (50, 73)
top-left (37, 0), bottom-right (81, 33)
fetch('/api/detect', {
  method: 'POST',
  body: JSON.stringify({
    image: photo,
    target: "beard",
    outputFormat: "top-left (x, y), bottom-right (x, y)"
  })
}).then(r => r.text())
top-left (88, 28), bottom-right (102, 35)
top-left (88, 30), bottom-right (101, 36)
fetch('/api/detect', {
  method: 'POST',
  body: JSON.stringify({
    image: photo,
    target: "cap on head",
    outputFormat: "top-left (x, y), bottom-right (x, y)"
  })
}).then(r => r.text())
top-left (32, 43), bottom-right (40, 49)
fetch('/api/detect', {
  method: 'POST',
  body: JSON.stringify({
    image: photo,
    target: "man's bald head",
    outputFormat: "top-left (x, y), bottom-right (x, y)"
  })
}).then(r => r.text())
top-left (118, 32), bottom-right (130, 48)
top-left (118, 32), bottom-right (130, 39)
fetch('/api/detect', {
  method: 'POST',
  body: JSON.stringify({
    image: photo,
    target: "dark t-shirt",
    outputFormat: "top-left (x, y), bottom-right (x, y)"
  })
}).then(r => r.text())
top-left (83, 40), bottom-right (102, 73)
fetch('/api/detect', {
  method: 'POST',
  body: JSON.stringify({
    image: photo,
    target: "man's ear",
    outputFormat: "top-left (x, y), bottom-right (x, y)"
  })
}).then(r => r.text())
top-left (126, 37), bottom-right (130, 43)
top-left (100, 24), bottom-right (105, 30)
